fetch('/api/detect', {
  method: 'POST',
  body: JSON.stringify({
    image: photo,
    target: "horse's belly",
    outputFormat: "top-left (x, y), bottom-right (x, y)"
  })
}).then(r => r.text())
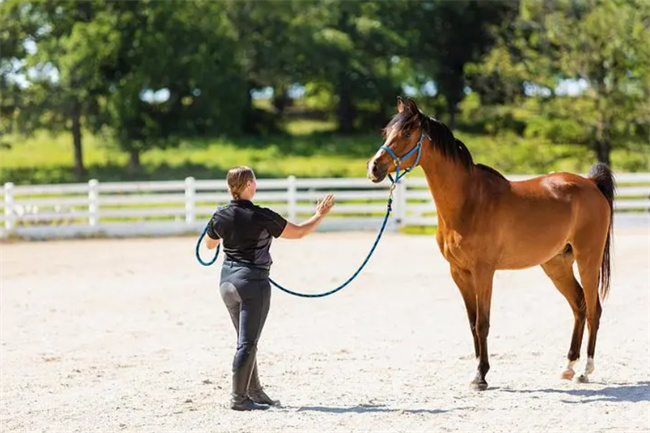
top-left (499, 252), bottom-right (562, 270)
top-left (497, 223), bottom-right (570, 270)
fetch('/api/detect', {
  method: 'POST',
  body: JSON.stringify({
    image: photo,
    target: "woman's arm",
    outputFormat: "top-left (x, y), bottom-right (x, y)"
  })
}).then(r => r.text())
top-left (281, 194), bottom-right (334, 240)
top-left (205, 236), bottom-right (221, 250)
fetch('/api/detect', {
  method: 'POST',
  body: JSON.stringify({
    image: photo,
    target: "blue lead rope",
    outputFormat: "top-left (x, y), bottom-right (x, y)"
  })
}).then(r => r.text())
top-left (195, 230), bottom-right (220, 266)
top-left (195, 194), bottom-right (394, 298)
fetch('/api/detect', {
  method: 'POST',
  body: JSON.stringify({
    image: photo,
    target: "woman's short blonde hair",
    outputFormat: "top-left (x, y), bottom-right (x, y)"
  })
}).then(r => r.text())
top-left (227, 166), bottom-right (255, 199)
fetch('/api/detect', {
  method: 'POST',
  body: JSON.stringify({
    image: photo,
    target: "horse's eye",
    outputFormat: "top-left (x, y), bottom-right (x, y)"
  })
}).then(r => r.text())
top-left (404, 133), bottom-right (411, 139)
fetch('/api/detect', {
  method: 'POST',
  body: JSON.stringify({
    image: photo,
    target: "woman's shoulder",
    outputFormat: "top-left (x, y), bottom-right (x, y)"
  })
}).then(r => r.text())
top-left (251, 204), bottom-right (287, 225)
top-left (211, 203), bottom-right (232, 217)
top-left (251, 204), bottom-right (287, 237)
top-left (252, 204), bottom-right (281, 217)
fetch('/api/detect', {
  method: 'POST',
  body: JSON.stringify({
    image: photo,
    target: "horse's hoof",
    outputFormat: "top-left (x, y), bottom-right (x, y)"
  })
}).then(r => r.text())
top-left (561, 369), bottom-right (575, 380)
top-left (470, 379), bottom-right (488, 391)
top-left (576, 374), bottom-right (590, 384)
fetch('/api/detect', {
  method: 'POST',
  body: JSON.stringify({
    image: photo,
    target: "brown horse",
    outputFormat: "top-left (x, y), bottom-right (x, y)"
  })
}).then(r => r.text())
top-left (368, 97), bottom-right (614, 390)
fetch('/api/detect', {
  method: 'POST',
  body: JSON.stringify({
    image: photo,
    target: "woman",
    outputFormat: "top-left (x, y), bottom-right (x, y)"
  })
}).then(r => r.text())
top-left (204, 166), bottom-right (335, 411)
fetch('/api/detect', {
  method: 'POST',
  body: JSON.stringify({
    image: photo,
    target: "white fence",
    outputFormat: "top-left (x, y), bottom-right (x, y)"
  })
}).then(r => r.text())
top-left (2, 173), bottom-right (649, 239)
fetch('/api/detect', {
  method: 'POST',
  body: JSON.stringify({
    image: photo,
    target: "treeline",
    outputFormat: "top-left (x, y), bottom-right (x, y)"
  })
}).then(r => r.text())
top-left (1, 0), bottom-right (648, 175)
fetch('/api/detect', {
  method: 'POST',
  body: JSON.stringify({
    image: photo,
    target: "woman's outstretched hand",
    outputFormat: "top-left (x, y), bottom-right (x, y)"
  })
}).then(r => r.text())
top-left (316, 194), bottom-right (335, 217)
top-left (280, 194), bottom-right (335, 239)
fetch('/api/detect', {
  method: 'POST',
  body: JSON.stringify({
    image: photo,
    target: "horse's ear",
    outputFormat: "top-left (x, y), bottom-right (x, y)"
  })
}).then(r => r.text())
top-left (406, 98), bottom-right (419, 113)
top-left (397, 96), bottom-right (405, 113)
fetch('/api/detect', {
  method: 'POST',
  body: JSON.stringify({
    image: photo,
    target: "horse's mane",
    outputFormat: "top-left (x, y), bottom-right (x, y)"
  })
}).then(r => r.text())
top-left (384, 109), bottom-right (507, 180)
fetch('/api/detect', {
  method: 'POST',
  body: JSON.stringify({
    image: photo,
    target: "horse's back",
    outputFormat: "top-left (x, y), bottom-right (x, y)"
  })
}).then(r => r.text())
top-left (511, 171), bottom-right (604, 202)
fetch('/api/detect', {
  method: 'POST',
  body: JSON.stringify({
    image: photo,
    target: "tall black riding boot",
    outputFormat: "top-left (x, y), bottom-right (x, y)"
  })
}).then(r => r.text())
top-left (248, 360), bottom-right (280, 406)
top-left (231, 347), bottom-right (269, 411)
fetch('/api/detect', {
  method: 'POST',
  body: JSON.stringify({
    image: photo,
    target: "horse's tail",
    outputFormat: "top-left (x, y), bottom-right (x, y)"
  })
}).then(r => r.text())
top-left (588, 163), bottom-right (615, 300)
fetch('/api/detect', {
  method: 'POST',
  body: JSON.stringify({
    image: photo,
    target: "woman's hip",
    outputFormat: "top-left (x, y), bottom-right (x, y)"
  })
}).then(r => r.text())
top-left (220, 261), bottom-right (271, 302)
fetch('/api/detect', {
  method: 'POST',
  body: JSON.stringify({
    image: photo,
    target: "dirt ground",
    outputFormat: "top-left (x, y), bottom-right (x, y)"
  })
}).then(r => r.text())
top-left (1, 227), bottom-right (649, 432)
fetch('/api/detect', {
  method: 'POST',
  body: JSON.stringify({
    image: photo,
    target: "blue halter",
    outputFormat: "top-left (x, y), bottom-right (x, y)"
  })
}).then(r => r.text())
top-left (380, 133), bottom-right (424, 183)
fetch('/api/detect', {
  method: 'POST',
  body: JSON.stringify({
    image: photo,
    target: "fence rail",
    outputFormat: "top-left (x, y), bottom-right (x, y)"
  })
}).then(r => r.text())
top-left (2, 173), bottom-right (649, 239)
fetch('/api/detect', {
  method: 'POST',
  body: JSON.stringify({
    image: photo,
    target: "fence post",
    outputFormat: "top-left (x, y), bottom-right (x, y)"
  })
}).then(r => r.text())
top-left (287, 175), bottom-right (297, 221)
top-left (4, 182), bottom-right (14, 233)
top-left (88, 179), bottom-right (99, 227)
top-left (185, 176), bottom-right (196, 225)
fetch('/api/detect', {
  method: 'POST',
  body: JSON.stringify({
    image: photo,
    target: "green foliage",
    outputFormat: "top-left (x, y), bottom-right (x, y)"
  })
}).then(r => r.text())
top-left (1, 0), bottom-right (648, 184)
top-left (2, 126), bottom-right (647, 185)
top-left (295, 1), bottom-right (411, 132)
top-left (99, 1), bottom-right (248, 167)
top-left (404, 1), bottom-right (520, 127)
top-left (470, 0), bottom-right (650, 164)
top-left (0, 1), bottom-right (40, 145)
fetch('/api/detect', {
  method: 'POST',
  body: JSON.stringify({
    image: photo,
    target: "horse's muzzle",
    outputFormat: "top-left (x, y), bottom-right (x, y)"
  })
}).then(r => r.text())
top-left (367, 159), bottom-right (388, 183)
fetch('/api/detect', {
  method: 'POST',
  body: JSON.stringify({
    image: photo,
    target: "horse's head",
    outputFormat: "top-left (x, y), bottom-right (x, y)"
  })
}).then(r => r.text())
top-left (367, 97), bottom-right (424, 183)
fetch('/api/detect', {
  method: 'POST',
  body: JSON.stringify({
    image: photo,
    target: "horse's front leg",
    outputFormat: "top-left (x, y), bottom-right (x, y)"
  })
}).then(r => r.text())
top-left (450, 265), bottom-right (479, 358)
top-left (471, 267), bottom-right (495, 391)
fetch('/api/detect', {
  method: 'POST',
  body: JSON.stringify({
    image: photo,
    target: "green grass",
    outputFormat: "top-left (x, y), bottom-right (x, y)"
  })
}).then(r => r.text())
top-left (399, 226), bottom-right (437, 235)
top-left (0, 125), bottom-right (383, 184)
top-left (1, 119), bottom-right (648, 185)
top-left (283, 119), bottom-right (336, 135)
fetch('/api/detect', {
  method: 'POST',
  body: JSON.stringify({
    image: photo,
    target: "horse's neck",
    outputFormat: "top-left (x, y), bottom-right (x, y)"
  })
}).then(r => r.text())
top-left (420, 148), bottom-right (474, 230)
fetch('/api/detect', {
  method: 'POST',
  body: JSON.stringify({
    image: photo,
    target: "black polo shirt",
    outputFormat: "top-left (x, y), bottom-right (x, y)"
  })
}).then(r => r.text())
top-left (206, 200), bottom-right (288, 267)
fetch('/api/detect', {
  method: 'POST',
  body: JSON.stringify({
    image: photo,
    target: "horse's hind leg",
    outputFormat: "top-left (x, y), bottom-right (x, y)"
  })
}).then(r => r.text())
top-left (568, 208), bottom-right (610, 383)
top-left (541, 250), bottom-right (586, 380)
top-left (573, 245), bottom-right (604, 383)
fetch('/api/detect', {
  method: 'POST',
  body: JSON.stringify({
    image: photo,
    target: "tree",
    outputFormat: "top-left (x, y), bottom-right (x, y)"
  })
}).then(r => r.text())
top-left (2, 0), bottom-right (111, 176)
top-left (223, 0), bottom-right (310, 127)
top-left (300, 0), bottom-right (408, 132)
top-left (99, 0), bottom-right (248, 171)
top-left (0, 1), bottom-right (38, 148)
top-left (477, 0), bottom-right (650, 165)
top-left (402, 0), bottom-right (519, 129)
top-left (3, 0), bottom-right (248, 174)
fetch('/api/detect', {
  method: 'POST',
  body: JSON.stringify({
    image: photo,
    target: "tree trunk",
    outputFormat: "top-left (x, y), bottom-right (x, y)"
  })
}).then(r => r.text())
top-left (128, 148), bottom-right (142, 173)
top-left (595, 110), bottom-right (612, 166)
top-left (447, 99), bottom-right (458, 131)
top-left (71, 109), bottom-right (86, 177)
top-left (336, 8), bottom-right (355, 134)
top-left (241, 81), bottom-right (257, 134)
top-left (336, 71), bottom-right (356, 134)
top-left (595, 139), bottom-right (611, 166)
top-left (272, 85), bottom-right (290, 116)
top-left (596, 141), bottom-right (612, 166)
top-left (594, 71), bottom-right (612, 166)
